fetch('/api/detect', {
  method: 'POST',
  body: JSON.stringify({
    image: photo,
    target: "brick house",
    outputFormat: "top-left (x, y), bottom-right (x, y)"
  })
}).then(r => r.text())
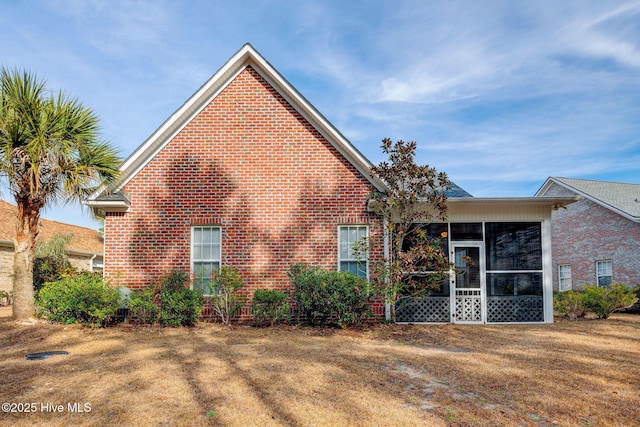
top-left (536, 177), bottom-right (640, 290)
top-left (0, 200), bottom-right (104, 297)
top-left (86, 44), bottom-right (576, 323)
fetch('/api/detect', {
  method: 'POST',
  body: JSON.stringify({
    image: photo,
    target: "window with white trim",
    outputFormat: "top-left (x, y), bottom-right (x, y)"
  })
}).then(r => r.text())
top-left (191, 226), bottom-right (221, 295)
top-left (596, 260), bottom-right (612, 287)
top-left (338, 225), bottom-right (368, 278)
top-left (558, 264), bottom-right (572, 291)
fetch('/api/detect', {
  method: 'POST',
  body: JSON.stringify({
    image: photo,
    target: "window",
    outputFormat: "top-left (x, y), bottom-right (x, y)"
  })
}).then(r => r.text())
top-left (558, 264), bottom-right (572, 291)
top-left (191, 226), bottom-right (221, 294)
top-left (596, 260), bottom-right (612, 287)
top-left (338, 226), bottom-right (368, 278)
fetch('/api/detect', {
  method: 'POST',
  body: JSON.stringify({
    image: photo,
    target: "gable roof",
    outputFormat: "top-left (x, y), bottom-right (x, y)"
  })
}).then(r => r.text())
top-left (0, 200), bottom-right (103, 255)
top-left (86, 43), bottom-right (385, 211)
top-left (446, 182), bottom-right (473, 198)
top-left (536, 177), bottom-right (640, 222)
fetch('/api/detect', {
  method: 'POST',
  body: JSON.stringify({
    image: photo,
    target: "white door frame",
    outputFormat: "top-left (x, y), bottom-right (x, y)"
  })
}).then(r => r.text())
top-left (450, 242), bottom-right (486, 324)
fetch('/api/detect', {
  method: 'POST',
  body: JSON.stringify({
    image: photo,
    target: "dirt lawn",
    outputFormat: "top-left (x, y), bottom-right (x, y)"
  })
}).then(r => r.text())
top-left (0, 309), bottom-right (638, 426)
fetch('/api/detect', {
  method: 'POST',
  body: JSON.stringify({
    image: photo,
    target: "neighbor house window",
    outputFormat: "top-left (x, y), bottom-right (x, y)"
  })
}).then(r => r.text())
top-left (191, 226), bottom-right (221, 294)
top-left (596, 260), bottom-right (612, 287)
top-left (558, 264), bottom-right (572, 291)
top-left (338, 225), bottom-right (368, 278)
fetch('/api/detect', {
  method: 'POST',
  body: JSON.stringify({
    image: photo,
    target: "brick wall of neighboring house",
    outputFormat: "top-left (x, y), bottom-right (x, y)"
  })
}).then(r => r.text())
top-left (104, 66), bottom-right (384, 318)
top-left (545, 183), bottom-right (640, 289)
top-left (0, 246), bottom-right (13, 295)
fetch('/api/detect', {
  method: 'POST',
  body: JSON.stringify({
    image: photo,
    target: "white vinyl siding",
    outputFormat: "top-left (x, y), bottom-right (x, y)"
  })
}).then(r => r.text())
top-left (558, 264), bottom-right (572, 291)
top-left (191, 226), bottom-right (221, 295)
top-left (338, 225), bottom-right (368, 278)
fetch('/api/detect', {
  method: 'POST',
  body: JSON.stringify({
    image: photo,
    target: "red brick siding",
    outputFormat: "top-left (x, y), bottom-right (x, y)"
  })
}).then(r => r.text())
top-left (545, 183), bottom-right (640, 289)
top-left (104, 66), bottom-right (383, 318)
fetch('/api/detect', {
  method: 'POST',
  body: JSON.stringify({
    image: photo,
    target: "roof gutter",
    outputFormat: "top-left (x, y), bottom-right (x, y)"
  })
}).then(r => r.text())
top-left (444, 196), bottom-right (582, 208)
top-left (0, 240), bottom-right (101, 257)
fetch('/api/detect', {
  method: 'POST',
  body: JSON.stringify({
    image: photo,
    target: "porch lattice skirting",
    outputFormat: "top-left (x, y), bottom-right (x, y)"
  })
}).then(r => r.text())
top-left (486, 296), bottom-right (544, 323)
top-left (395, 296), bottom-right (450, 323)
top-left (395, 295), bottom-right (544, 323)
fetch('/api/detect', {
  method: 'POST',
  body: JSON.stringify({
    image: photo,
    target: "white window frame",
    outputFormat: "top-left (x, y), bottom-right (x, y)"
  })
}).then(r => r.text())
top-left (558, 264), bottom-right (572, 291)
top-left (595, 260), bottom-right (612, 287)
top-left (191, 226), bottom-right (222, 295)
top-left (338, 225), bottom-right (369, 279)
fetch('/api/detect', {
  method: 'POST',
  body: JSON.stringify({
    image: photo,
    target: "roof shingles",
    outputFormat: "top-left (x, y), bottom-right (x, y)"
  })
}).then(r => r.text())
top-left (0, 200), bottom-right (103, 254)
top-left (552, 177), bottom-right (640, 220)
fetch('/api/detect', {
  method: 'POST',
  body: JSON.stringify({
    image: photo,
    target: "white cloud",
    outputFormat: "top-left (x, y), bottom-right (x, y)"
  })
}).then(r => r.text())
top-left (49, 0), bottom-right (172, 57)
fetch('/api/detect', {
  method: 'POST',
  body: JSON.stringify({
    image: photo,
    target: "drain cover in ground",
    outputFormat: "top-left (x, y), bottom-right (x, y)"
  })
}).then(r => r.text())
top-left (25, 351), bottom-right (69, 360)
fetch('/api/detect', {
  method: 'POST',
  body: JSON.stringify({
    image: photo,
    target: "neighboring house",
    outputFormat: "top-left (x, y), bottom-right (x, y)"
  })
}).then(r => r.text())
top-left (536, 177), bottom-right (640, 290)
top-left (0, 200), bottom-right (104, 296)
top-left (86, 44), bottom-right (576, 324)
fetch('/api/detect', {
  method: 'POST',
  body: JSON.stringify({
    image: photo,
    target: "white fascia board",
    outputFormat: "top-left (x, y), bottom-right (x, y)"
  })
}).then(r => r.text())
top-left (88, 43), bottom-right (385, 201)
top-left (0, 240), bottom-right (101, 257)
top-left (66, 249), bottom-right (103, 257)
top-left (82, 199), bottom-right (130, 213)
top-left (446, 196), bottom-right (581, 207)
top-left (540, 178), bottom-right (639, 223)
top-left (112, 47), bottom-right (254, 194)
top-left (534, 177), bottom-right (555, 196)
top-left (247, 53), bottom-right (385, 191)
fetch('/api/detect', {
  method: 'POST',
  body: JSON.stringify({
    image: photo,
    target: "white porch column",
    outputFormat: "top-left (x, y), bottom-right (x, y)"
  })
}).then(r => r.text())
top-left (542, 218), bottom-right (554, 323)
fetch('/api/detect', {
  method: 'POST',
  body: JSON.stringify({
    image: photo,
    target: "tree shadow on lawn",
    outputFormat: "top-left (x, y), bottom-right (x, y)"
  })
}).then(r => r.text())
top-left (1, 319), bottom-right (638, 426)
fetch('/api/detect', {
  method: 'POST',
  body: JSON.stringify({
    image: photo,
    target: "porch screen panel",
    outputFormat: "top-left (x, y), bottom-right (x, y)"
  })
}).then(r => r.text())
top-left (485, 222), bottom-right (543, 323)
top-left (485, 223), bottom-right (541, 270)
top-left (487, 273), bottom-right (542, 296)
top-left (403, 223), bottom-right (450, 297)
top-left (396, 223), bottom-right (451, 322)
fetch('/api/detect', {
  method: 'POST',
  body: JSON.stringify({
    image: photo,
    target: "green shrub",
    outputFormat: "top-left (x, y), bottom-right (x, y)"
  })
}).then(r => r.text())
top-left (582, 284), bottom-right (638, 319)
top-left (155, 270), bottom-right (203, 327)
top-left (625, 285), bottom-right (640, 313)
top-left (205, 267), bottom-right (246, 324)
top-left (33, 233), bottom-right (78, 293)
top-left (126, 289), bottom-right (160, 324)
top-left (554, 290), bottom-right (588, 319)
top-left (289, 264), bottom-right (372, 328)
top-left (36, 273), bottom-right (120, 327)
top-left (289, 264), bottom-right (329, 325)
top-left (251, 289), bottom-right (290, 326)
top-left (33, 256), bottom-right (78, 293)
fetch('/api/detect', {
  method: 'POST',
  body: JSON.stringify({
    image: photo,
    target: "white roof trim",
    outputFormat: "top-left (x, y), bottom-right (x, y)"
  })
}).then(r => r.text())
top-left (0, 239), bottom-right (101, 257)
top-left (82, 200), bottom-right (130, 215)
top-left (446, 196), bottom-right (581, 206)
top-left (87, 43), bottom-right (384, 202)
top-left (536, 177), bottom-right (639, 223)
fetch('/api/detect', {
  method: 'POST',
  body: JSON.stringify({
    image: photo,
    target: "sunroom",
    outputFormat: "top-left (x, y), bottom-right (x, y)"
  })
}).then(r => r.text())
top-left (393, 197), bottom-right (578, 324)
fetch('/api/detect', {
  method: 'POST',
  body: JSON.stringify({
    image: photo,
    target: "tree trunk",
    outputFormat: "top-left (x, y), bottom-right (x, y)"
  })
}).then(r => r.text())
top-left (12, 201), bottom-right (40, 320)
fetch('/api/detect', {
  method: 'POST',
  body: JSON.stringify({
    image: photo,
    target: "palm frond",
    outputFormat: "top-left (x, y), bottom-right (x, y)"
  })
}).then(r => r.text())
top-left (0, 66), bottom-right (121, 207)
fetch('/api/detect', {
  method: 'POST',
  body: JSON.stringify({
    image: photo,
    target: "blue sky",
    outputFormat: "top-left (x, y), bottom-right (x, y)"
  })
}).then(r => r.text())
top-left (2, 0), bottom-right (640, 229)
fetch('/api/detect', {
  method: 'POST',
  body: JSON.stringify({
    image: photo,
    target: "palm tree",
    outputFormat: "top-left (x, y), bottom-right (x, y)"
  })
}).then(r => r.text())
top-left (0, 68), bottom-right (121, 320)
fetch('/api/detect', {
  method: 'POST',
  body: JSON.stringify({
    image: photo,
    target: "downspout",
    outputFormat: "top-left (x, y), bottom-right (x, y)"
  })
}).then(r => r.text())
top-left (383, 215), bottom-right (391, 322)
top-left (89, 253), bottom-right (97, 273)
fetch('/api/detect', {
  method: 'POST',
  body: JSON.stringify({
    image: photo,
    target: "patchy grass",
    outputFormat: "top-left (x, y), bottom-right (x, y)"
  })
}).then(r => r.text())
top-left (1, 308), bottom-right (638, 426)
